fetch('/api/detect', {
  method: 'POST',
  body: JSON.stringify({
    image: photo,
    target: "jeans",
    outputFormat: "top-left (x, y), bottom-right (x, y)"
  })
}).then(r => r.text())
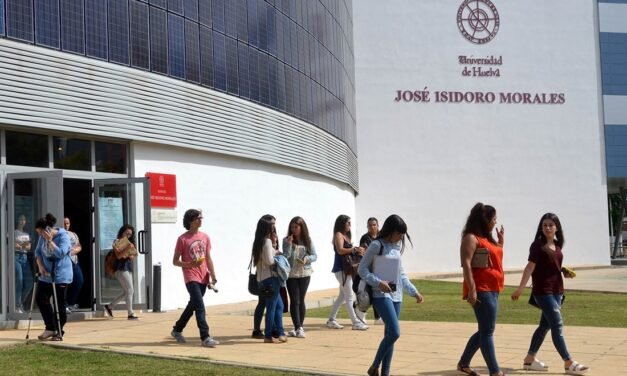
top-left (36, 281), bottom-right (67, 332)
top-left (110, 270), bottom-right (134, 315)
top-left (329, 271), bottom-right (359, 324)
top-left (286, 276), bottom-right (310, 329)
top-left (253, 295), bottom-right (266, 331)
top-left (261, 277), bottom-right (284, 339)
top-left (459, 291), bottom-right (501, 374)
top-left (371, 297), bottom-right (401, 376)
top-left (173, 282), bottom-right (210, 341)
top-left (67, 262), bottom-right (84, 306)
top-left (528, 294), bottom-right (571, 360)
top-left (15, 253), bottom-right (33, 308)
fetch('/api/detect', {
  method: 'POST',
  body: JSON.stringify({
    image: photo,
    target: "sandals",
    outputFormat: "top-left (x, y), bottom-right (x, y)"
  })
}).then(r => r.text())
top-left (565, 361), bottom-right (589, 375)
top-left (457, 362), bottom-right (480, 376)
top-left (523, 359), bottom-right (548, 371)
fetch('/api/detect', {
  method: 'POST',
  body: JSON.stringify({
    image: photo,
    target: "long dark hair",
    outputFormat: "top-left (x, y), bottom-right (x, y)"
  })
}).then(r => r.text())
top-left (287, 216), bottom-right (312, 252)
top-left (333, 214), bottom-right (351, 241)
top-left (533, 212), bottom-right (565, 248)
top-left (251, 218), bottom-right (275, 266)
top-left (35, 213), bottom-right (57, 230)
top-left (461, 203), bottom-right (498, 245)
top-left (117, 224), bottom-right (136, 244)
top-left (376, 214), bottom-right (412, 254)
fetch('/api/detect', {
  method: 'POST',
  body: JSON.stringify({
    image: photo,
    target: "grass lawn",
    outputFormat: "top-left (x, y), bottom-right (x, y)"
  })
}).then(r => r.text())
top-left (0, 344), bottom-right (307, 376)
top-left (307, 280), bottom-right (627, 328)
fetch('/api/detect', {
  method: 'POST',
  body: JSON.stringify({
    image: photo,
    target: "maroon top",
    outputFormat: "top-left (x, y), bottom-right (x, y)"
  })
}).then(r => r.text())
top-left (528, 240), bottom-right (564, 295)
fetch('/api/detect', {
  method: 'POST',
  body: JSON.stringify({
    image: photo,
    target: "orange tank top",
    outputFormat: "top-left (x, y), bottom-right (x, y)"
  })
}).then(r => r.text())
top-left (463, 236), bottom-right (504, 298)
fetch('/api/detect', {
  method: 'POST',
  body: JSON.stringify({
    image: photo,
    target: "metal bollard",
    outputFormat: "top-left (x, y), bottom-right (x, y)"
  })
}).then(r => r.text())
top-left (153, 263), bottom-right (162, 313)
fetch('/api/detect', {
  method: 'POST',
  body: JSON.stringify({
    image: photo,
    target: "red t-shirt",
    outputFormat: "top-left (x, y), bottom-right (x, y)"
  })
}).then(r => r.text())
top-left (175, 231), bottom-right (211, 284)
top-left (529, 240), bottom-right (564, 295)
top-left (463, 236), bottom-right (504, 298)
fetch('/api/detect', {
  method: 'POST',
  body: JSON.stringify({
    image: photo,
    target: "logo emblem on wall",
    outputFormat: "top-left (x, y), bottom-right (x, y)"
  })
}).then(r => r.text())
top-left (457, 0), bottom-right (499, 44)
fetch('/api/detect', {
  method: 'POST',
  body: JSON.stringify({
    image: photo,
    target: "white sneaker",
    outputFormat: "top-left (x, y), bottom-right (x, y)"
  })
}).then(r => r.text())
top-left (326, 319), bottom-right (344, 329)
top-left (38, 330), bottom-right (56, 340)
top-left (355, 309), bottom-right (367, 324)
top-left (374, 318), bottom-right (384, 325)
top-left (201, 337), bottom-right (220, 348)
top-left (352, 322), bottom-right (369, 331)
top-left (287, 329), bottom-right (297, 337)
top-left (296, 327), bottom-right (306, 338)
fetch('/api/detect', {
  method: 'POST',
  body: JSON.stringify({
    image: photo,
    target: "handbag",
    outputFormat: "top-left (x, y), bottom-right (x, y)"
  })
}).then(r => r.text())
top-left (341, 253), bottom-right (361, 276)
top-left (259, 283), bottom-right (274, 298)
top-left (471, 248), bottom-right (489, 268)
top-left (248, 272), bottom-right (259, 296)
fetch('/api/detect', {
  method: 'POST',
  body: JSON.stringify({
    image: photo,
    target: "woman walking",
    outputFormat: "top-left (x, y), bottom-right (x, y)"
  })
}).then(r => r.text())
top-left (358, 214), bottom-right (423, 376)
top-left (104, 224), bottom-right (139, 320)
top-left (457, 203), bottom-right (507, 376)
top-left (14, 214), bottom-right (33, 313)
top-left (282, 216), bottom-right (317, 338)
top-left (326, 214), bottom-right (368, 330)
top-left (511, 213), bottom-right (589, 375)
top-left (64, 216), bottom-right (84, 312)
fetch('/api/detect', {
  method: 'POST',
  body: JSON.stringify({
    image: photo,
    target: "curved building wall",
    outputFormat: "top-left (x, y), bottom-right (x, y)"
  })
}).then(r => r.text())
top-left (0, 0), bottom-right (356, 154)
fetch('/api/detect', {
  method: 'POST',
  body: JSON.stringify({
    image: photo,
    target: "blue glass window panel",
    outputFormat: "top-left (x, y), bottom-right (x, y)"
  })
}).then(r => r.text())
top-left (85, 0), bottom-right (107, 59)
top-left (277, 62), bottom-right (286, 111)
top-left (150, 7), bottom-right (168, 74)
top-left (258, 50), bottom-right (269, 105)
top-left (149, 0), bottom-right (167, 8)
top-left (237, 42), bottom-right (250, 99)
top-left (267, 5), bottom-right (276, 56)
top-left (225, 36), bottom-right (238, 95)
top-left (268, 56), bottom-right (278, 108)
top-left (235, 0), bottom-right (247, 42)
top-left (168, 0), bottom-right (183, 15)
top-left (168, 13), bottom-right (185, 78)
top-left (246, 0), bottom-right (257, 47)
top-left (292, 67), bottom-right (300, 117)
top-left (298, 27), bottom-right (305, 72)
top-left (130, 0), bottom-right (149, 69)
top-left (275, 11), bottom-right (284, 61)
top-left (212, 30), bottom-right (226, 90)
top-left (199, 25), bottom-right (213, 87)
top-left (34, 0), bottom-right (59, 48)
top-left (211, 0), bottom-right (224, 32)
top-left (60, 0), bottom-right (85, 54)
top-left (198, 0), bottom-right (210, 27)
top-left (294, 0), bottom-right (302, 24)
top-left (108, 0), bottom-right (130, 65)
top-left (257, 0), bottom-right (267, 52)
top-left (284, 65), bottom-right (294, 113)
top-left (290, 20), bottom-right (298, 69)
top-left (6, 0), bottom-right (34, 42)
top-left (184, 0), bottom-right (198, 21)
top-left (0, 0), bottom-right (4, 36)
top-left (248, 46), bottom-right (259, 102)
top-left (303, 33), bottom-right (311, 77)
top-left (185, 20), bottom-right (200, 83)
top-left (224, 0), bottom-right (236, 37)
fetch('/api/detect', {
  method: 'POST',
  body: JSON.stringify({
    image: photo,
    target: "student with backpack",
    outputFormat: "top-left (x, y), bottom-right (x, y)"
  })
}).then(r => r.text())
top-left (358, 215), bottom-right (424, 376)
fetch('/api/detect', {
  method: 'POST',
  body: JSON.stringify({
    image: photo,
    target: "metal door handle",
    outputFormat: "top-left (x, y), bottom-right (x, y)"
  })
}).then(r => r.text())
top-left (138, 230), bottom-right (149, 254)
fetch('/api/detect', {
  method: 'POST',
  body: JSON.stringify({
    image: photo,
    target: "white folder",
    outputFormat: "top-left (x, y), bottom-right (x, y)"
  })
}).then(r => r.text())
top-left (373, 255), bottom-right (400, 282)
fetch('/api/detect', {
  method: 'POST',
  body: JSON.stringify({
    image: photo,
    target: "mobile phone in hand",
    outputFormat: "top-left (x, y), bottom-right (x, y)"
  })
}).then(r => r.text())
top-left (389, 283), bottom-right (397, 292)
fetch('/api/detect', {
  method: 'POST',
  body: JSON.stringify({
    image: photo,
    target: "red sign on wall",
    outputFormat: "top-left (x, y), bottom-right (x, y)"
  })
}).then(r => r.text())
top-left (145, 172), bottom-right (177, 208)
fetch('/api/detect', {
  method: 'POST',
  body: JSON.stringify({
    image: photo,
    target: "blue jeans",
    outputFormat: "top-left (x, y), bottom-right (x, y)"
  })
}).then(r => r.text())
top-left (15, 253), bottom-right (33, 308)
top-left (459, 291), bottom-right (501, 374)
top-left (261, 277), bottom-right (284, 339)
top-left (67, 262), bottom-right (84, 306)
top-left (371, 297), bottom-right (401, 376)
top-left (173, 282), bottom-right (210, 341)
top-left (528, 294), bottom-right (571, 360)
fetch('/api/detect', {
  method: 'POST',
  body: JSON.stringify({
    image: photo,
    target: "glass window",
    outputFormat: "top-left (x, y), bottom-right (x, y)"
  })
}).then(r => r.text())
top-left (53, 137), bottom-right (91, 171)
top-left (185, 20), bottom-right (200, 83)
top-left (6, 0), bottom-right (34, 42)
top-left (168, 13), bottom-right (185, 79)
top-left (258, 50), bottom-right (269, 105)
top-left (150, 7), bottom-right (168, 74)
top-left (268, 56), bottom-right (278, 108)
top-left (224, 0), bottom-right (236, 37)
top-left (246, 0), bottom-right (257, 47)
top-left (149, 0), bottom-right (167, 8)
top-left (34, 0), bottom-right (60, 48)
top-left (267, 5), bottom-right (276, 57)
top-left (248, 45), bottom-right (259, 102)
top-left (108, 0), bottom-right (130, 65)
top-left (199, 25), bottom-right (213, 87)
top-left (95, 141), bottom-right (127, 174)
top-left (237, 42), bottom-right (250, 99)
top-left (225, 36), bottom-right (238, 95)
top-left (168, 0), bottom-right (183, 15)
top-left (85, 0), bottom-right (108, 59)
top-left (257, 0), bottom-right (267, 52)
top-left (0, 0), bottom-right (5, 36)
top-left (198, 0), bottom-right (211, 27)
top-left (212, 31), bottom-right (226, 91)
top-left (277, 62), bottom-right (286, 111)
top-left (212, 0), bottom-right (224, 32)
top-left (235, 0), bottom-right (247, 43)
top-left (60, 0), bottom-right (85, 54)
top-left (284, 61), bottom-right (294, 114)
top-left (130, 0), bottom-right (150, 69)
top-left (183, 0), bottom-right (198, 21)
top-left (6, 131), bottom-right (48, 168)
top-left (275, 11), bottom-right (284, 61)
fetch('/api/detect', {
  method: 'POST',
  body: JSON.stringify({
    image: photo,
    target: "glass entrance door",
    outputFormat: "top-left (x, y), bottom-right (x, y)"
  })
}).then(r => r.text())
top-left (94, 178), bottom-right (152, 312)
top-left (6, 171), bottom-right (64, 319)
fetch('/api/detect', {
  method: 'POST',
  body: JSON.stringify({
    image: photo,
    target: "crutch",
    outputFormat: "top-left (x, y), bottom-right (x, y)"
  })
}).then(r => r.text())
top-left (25, 273), bottom-right (39, 341)
top-left (50, 262), bottom-right (63, 341)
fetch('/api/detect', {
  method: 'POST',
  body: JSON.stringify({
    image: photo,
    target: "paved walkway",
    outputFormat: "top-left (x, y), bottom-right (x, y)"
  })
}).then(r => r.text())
top-left (1, 267), bottom-right (626, 375)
